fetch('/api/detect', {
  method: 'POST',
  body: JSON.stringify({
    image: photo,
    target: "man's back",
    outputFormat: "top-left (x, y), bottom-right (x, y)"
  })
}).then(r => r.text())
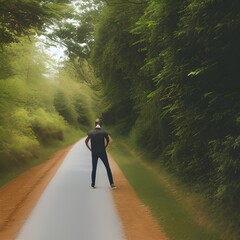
top-left (88, 128), bottom-right (109, 153)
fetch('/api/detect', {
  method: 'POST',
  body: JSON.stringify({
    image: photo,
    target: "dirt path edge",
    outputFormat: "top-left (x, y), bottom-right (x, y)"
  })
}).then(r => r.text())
top-left (0, 145), bottom-right (73, 240)
top-left (109, 154), bottom-right (168, 240)
top-left (0, 143), bottom-right (168, 240)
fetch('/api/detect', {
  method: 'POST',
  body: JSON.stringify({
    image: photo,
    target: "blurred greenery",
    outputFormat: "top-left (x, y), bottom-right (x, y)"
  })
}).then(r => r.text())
top-left (0, 0), bottom-right (103, 184)
top-left (0, 127), bottom-right (85, 186)
top-left (91, 0), bottom-right (240, 237)
top-left (0, 35), bottom-right (99, 182)
top-left (109, 137), bottom-right (222, 240)
top-left (1, 0), bottom-right (240, 238)
top-left (0, 0), bottom-right (71, 45)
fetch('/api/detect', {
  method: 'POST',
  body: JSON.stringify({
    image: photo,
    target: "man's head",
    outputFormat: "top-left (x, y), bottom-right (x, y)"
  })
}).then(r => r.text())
top-left (95, 118), bottom-right (103, 127)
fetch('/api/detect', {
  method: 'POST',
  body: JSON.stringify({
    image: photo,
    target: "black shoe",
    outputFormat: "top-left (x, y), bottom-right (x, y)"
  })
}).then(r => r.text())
top-left (111, 184), bottom-right (117, 190)
top-left (91, 184), bottom-right (96, 189)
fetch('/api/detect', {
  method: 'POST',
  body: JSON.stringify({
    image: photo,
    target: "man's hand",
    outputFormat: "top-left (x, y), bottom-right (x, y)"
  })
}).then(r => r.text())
top-left (105, 134), bottom-right (110, 148)
top-left (85, 136), bottom-right (91, 151)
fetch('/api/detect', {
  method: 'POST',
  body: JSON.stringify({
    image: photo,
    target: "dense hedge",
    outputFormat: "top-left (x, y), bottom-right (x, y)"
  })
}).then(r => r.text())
top-left (92, 0), bottom-right (240, 231)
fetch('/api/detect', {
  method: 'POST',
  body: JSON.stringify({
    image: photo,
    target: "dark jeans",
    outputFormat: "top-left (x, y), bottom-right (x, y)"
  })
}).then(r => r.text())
top-left (91, 151), bottom-right (114, 186)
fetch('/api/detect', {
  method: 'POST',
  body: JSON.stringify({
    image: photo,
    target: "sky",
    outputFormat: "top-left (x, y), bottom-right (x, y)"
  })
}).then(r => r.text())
top-left (36, 0), bottom-right (84, 62)
top-left (35, 0), bottom-right (100, 73)
top-left (36, 33), bottom-right (67, 62)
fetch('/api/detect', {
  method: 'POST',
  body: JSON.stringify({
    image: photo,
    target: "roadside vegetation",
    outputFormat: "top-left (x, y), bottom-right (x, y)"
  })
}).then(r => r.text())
top-left (0, 0), bottom-right (99, 185)
top-left (1, 1), bottom-right (239, 239)
top-left (91, 1), bottom-right (240, 237)
top-left (109, 136), bottom-right (238, 240)
top-left (0, 127), bottom-right (85, 187)
top-left (0, 37), bottom-right (97, 184)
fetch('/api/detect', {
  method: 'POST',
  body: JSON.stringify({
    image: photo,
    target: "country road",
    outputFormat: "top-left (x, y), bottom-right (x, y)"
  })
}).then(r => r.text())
top-left (15, 139), bottom-right (124, 240)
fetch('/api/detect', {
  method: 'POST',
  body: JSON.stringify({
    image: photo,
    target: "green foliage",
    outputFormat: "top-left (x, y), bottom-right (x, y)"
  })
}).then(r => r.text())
top-left (0, 35), bottom-right (98, 177)
top-left (91, 0), bottom-right (148, 133)
top-left (109, 138), bottom-right (221, 240)
top-left (0, 48), bottom-right (13, 79)
top-left (47, 0), bottom-right (103, 60)
top-left (208, 136), bottom-right (240, 216)
top-left (0, 107), bottom-right (40, 174)
top-left (130, 97), bottom-right (172, 159)
top-left (0, 0), bottom-right (68, 45)
top-left (92, 0), bottom-right (240, 233)
top-left (0, 127), bottom-right (85, 187)
top-left (31, 108), bottom-right (66, 144)
top-left (53, 61), bottom-right (99, 126)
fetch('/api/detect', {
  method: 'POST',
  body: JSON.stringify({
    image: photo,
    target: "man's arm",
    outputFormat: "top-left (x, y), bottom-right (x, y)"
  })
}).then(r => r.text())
top-left (85, 136), bottom-right (91, 151)
top-left (105, 134), bottom-right (110, 148)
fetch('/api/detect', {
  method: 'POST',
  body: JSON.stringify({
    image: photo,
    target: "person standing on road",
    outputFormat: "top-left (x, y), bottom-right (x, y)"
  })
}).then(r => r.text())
top-left (85, 118), bottom-right (116, 189)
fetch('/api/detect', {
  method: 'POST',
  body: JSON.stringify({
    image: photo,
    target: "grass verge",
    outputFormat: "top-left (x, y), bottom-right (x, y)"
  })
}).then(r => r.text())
top-left (0, 127), bottom-right (85, 187)
top-left (109, 137), bottom-right (222, 240)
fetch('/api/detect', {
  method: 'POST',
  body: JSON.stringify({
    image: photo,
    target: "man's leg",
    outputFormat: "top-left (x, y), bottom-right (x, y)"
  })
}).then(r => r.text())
top-left (91, 153), bottom-right (98, 187)
top-left (99, 151), bottom-right (114, 185)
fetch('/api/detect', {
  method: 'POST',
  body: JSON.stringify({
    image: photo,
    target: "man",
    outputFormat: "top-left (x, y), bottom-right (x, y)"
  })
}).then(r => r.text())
top-left (85, 118), bottom-right (116, 189)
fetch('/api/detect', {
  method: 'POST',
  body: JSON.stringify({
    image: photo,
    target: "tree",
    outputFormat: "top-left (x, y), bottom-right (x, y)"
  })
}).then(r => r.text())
top-left (0, 0), bottom-right (70, 45)
top-left (91, 0), bottom-right (148, 132)
top-left (91, 0), bottom-right (240, 230)
top-left (46, 0), bottom-right (103, 60)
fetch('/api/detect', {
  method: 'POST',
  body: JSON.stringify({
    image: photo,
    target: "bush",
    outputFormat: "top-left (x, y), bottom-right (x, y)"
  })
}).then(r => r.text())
top-left (208, 136), bottom-right (240, 223)
top-left (31, 108), bottom-right (67, 144)
top-left (0, 108), bottom-right (40, 173)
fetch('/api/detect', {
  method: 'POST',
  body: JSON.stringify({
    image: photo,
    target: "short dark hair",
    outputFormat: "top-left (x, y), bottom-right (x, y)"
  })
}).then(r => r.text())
top-left (95, 118), bottom-right (103, 126)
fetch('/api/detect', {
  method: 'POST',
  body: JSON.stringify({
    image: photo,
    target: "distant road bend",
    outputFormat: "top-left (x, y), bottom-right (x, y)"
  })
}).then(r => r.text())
top-left (15, 139), bottom-right (124, 240)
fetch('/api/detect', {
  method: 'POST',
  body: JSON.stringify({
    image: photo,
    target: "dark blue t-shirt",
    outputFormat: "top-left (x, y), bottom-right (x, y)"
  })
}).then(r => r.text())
top-left (87, 128), bottom-right (109, 153)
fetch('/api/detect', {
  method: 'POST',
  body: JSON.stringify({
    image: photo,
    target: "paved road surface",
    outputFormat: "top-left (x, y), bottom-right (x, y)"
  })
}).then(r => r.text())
top-left (15, 139), bottom-right (124, 240)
